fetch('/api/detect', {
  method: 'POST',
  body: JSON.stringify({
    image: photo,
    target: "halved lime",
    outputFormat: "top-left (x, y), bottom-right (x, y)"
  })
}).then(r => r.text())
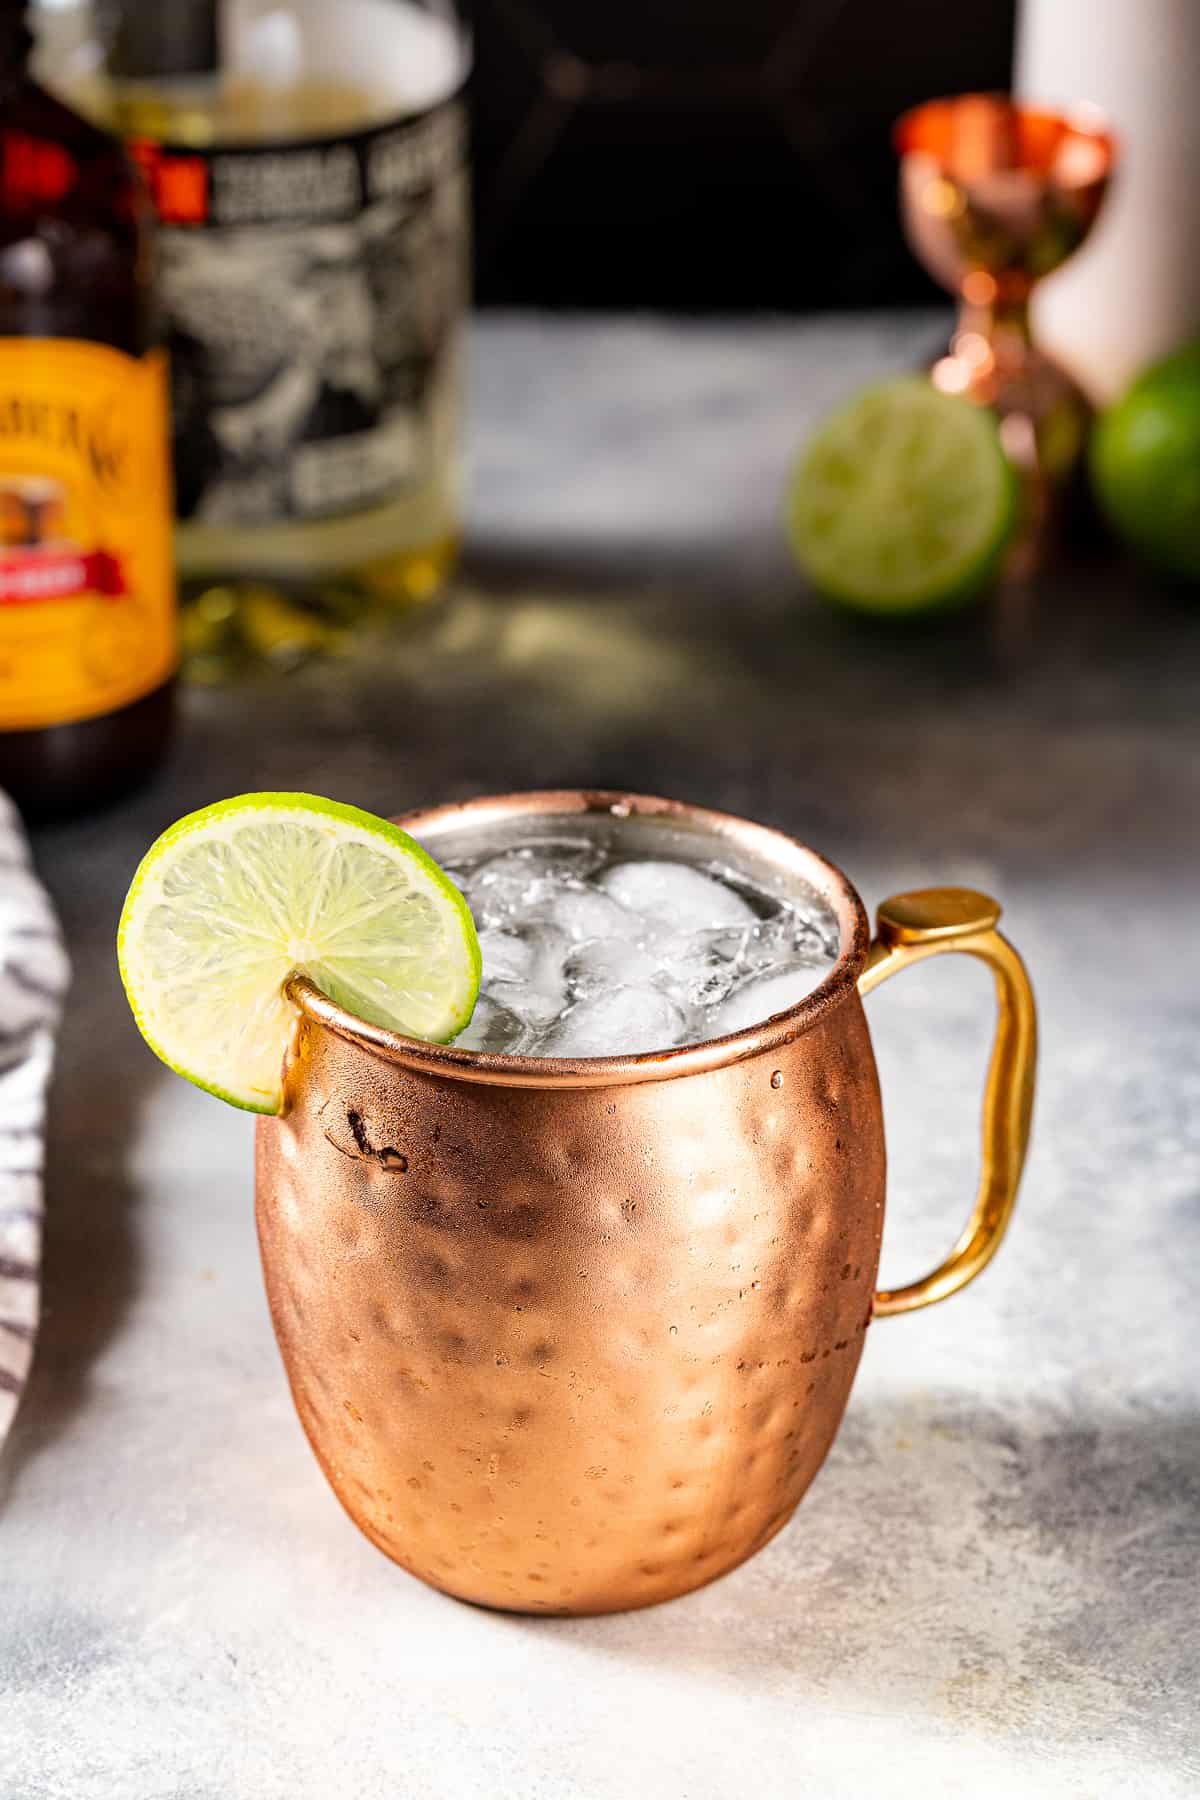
top-left (785, 378), bottom-right (1019, 614)
top-left (117, 793), bottom-right (481, 1113)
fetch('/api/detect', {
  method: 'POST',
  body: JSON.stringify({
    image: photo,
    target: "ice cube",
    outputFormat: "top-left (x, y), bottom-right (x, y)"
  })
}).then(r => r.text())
top-left (542, 987), bottom-right (686, 1058)
top-left (654, 925), bottom-right (749, 1008)
top-left (454, 993), bottom-right (531, 1054)
top-left (453, 844), bottom-right (591, 928)
top-left (709, 964), bottom-right (831, 1036)
top-left (543, 887), bottom-right (642, 944)
top-left (476, 922), bottom-right (569, 1029)
top-left (476, 927), bottom-right (537, 985)
top-left (599, 860), bottom-right (756, 933)
top-left (565, 936), bottom-right (661, 1000)
top-left (527, 836), bottom-right (608, 880)
top-left (740, 907), bottom-right (838, 974)
top-left (463, 856), bottom-right (554, 928)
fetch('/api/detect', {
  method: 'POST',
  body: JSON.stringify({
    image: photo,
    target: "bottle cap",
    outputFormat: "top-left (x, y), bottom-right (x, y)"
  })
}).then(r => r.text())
top-left (104, 0), bottom-right (219, 82)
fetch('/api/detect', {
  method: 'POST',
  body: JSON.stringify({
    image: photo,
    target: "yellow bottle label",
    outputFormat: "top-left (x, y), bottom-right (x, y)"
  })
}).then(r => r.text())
top-left (0, 339), bottom-right (176, 731)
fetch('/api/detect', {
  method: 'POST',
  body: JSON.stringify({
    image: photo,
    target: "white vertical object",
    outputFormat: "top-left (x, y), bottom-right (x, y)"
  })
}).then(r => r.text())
top-left (1015, 0), bottom-right (1200, 401)
top-left (0, 792), bottom-right (69, 1450)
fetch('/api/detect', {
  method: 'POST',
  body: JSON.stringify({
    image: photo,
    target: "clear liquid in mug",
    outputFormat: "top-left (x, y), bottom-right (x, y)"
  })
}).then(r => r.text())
top-left (436, 822), bottom-right (841, 1059)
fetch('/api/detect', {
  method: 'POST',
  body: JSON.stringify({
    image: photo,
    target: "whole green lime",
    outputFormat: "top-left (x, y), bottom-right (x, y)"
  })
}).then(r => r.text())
top-left (1090, 340), bottom-right (1200, 580)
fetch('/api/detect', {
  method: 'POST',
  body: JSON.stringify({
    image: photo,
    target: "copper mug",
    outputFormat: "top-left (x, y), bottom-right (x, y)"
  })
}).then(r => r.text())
top-left (256, 792), bottom-right (1037, 1614)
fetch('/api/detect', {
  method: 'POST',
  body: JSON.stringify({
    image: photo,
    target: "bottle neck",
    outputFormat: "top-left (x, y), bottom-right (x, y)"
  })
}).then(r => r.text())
top-left (0, 5), bottom-right (32, 93)
top-left (107, 0), bottom-right (219, 83)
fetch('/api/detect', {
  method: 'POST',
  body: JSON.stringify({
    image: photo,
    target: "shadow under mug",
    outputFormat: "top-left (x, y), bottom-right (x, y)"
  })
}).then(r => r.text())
top-left (256, 791), bottom-right (1037, 1614)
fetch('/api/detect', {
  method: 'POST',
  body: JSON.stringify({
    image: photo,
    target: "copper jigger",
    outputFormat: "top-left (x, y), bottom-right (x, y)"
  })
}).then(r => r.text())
top-left (896, 94), bottom-right (1115, 488)
top-left (256, 792), bottom-right (1037, 1615)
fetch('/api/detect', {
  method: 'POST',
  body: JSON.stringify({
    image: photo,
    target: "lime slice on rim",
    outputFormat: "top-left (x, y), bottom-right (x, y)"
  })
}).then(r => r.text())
top-left (117, 792), bottom-right (481, 1114)
top-left (785, 378), bottom-right (1019, 614)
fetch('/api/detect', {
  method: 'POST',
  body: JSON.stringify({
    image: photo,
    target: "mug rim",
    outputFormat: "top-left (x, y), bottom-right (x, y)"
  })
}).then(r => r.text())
top-left (288, 790), bottom-right (871, 1089)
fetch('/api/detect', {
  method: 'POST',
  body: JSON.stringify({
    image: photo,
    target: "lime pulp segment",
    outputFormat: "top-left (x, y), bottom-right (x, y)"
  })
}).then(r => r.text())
top-left (786, 378), bottom-right (1017, 613)
top-left (117, 792), bottom-right (481, 1113)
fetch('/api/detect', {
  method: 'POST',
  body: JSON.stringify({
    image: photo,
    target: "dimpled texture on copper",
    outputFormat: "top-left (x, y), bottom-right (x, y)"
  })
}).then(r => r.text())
top-left (256, 996), bottom-right (885, 1615)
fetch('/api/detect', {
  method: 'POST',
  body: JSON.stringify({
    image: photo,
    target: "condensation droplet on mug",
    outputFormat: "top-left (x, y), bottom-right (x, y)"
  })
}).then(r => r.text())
top-left (770, 1070), bottom-right (783, 1089)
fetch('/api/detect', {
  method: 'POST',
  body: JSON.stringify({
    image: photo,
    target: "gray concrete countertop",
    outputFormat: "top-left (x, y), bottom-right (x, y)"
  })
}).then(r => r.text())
top-left (3, 314), bottom-right (1198, 1799)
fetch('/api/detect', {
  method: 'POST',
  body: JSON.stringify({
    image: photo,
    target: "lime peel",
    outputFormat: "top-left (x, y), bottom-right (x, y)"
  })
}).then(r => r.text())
top-left (1090, 339), bottom-right (1200, 580)
top-left (117, 791), bottom-right (481, 1114)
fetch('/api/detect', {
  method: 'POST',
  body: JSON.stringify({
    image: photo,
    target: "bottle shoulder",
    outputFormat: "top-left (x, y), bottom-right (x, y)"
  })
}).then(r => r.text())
top-left (2, 75), bottom-right (127, 161)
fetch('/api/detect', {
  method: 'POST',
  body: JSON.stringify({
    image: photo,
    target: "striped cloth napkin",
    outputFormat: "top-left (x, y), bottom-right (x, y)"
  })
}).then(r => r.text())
top-left (0, 793), bottom-right (69, 1446)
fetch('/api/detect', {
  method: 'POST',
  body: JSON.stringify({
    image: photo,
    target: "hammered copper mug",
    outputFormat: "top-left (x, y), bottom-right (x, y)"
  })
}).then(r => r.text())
top-left (256, 792), bottom-right (1036, 1615)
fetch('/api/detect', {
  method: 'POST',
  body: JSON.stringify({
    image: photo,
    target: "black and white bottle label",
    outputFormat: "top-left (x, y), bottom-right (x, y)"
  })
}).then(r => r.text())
top-left (132, 100), bottom-right (467, 526)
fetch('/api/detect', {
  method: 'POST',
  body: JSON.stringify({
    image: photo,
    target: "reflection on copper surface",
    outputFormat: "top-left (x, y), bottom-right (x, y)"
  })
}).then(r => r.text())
top-left (896, 93), bottom-right (1116, 508)
top-left (895, 93), bottom-right (1115, 189)
top-left (962, 270), bottom-right (996, 308)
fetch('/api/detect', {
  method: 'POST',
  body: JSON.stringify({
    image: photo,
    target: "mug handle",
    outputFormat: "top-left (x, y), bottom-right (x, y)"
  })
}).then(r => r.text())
top-left (857, 887), bottom-right (1037, 1318)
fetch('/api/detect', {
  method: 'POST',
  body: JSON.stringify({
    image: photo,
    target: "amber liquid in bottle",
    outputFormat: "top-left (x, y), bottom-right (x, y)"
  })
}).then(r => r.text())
top-left (0, 5), bottom-right (175, 818)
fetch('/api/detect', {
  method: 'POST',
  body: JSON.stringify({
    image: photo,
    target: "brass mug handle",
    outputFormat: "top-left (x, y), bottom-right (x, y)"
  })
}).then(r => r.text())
top-left (857, 887), bottom-right (1038, 1318)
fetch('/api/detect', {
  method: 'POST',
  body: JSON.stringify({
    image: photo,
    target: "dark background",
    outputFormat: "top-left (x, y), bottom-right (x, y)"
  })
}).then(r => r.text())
top-left (469, 0), bottom-right (1016, 309)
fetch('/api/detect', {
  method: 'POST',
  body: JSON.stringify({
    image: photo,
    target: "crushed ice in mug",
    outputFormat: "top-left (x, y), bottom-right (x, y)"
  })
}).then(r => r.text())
top-left (440, 836), bottom-right (841, 1058)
